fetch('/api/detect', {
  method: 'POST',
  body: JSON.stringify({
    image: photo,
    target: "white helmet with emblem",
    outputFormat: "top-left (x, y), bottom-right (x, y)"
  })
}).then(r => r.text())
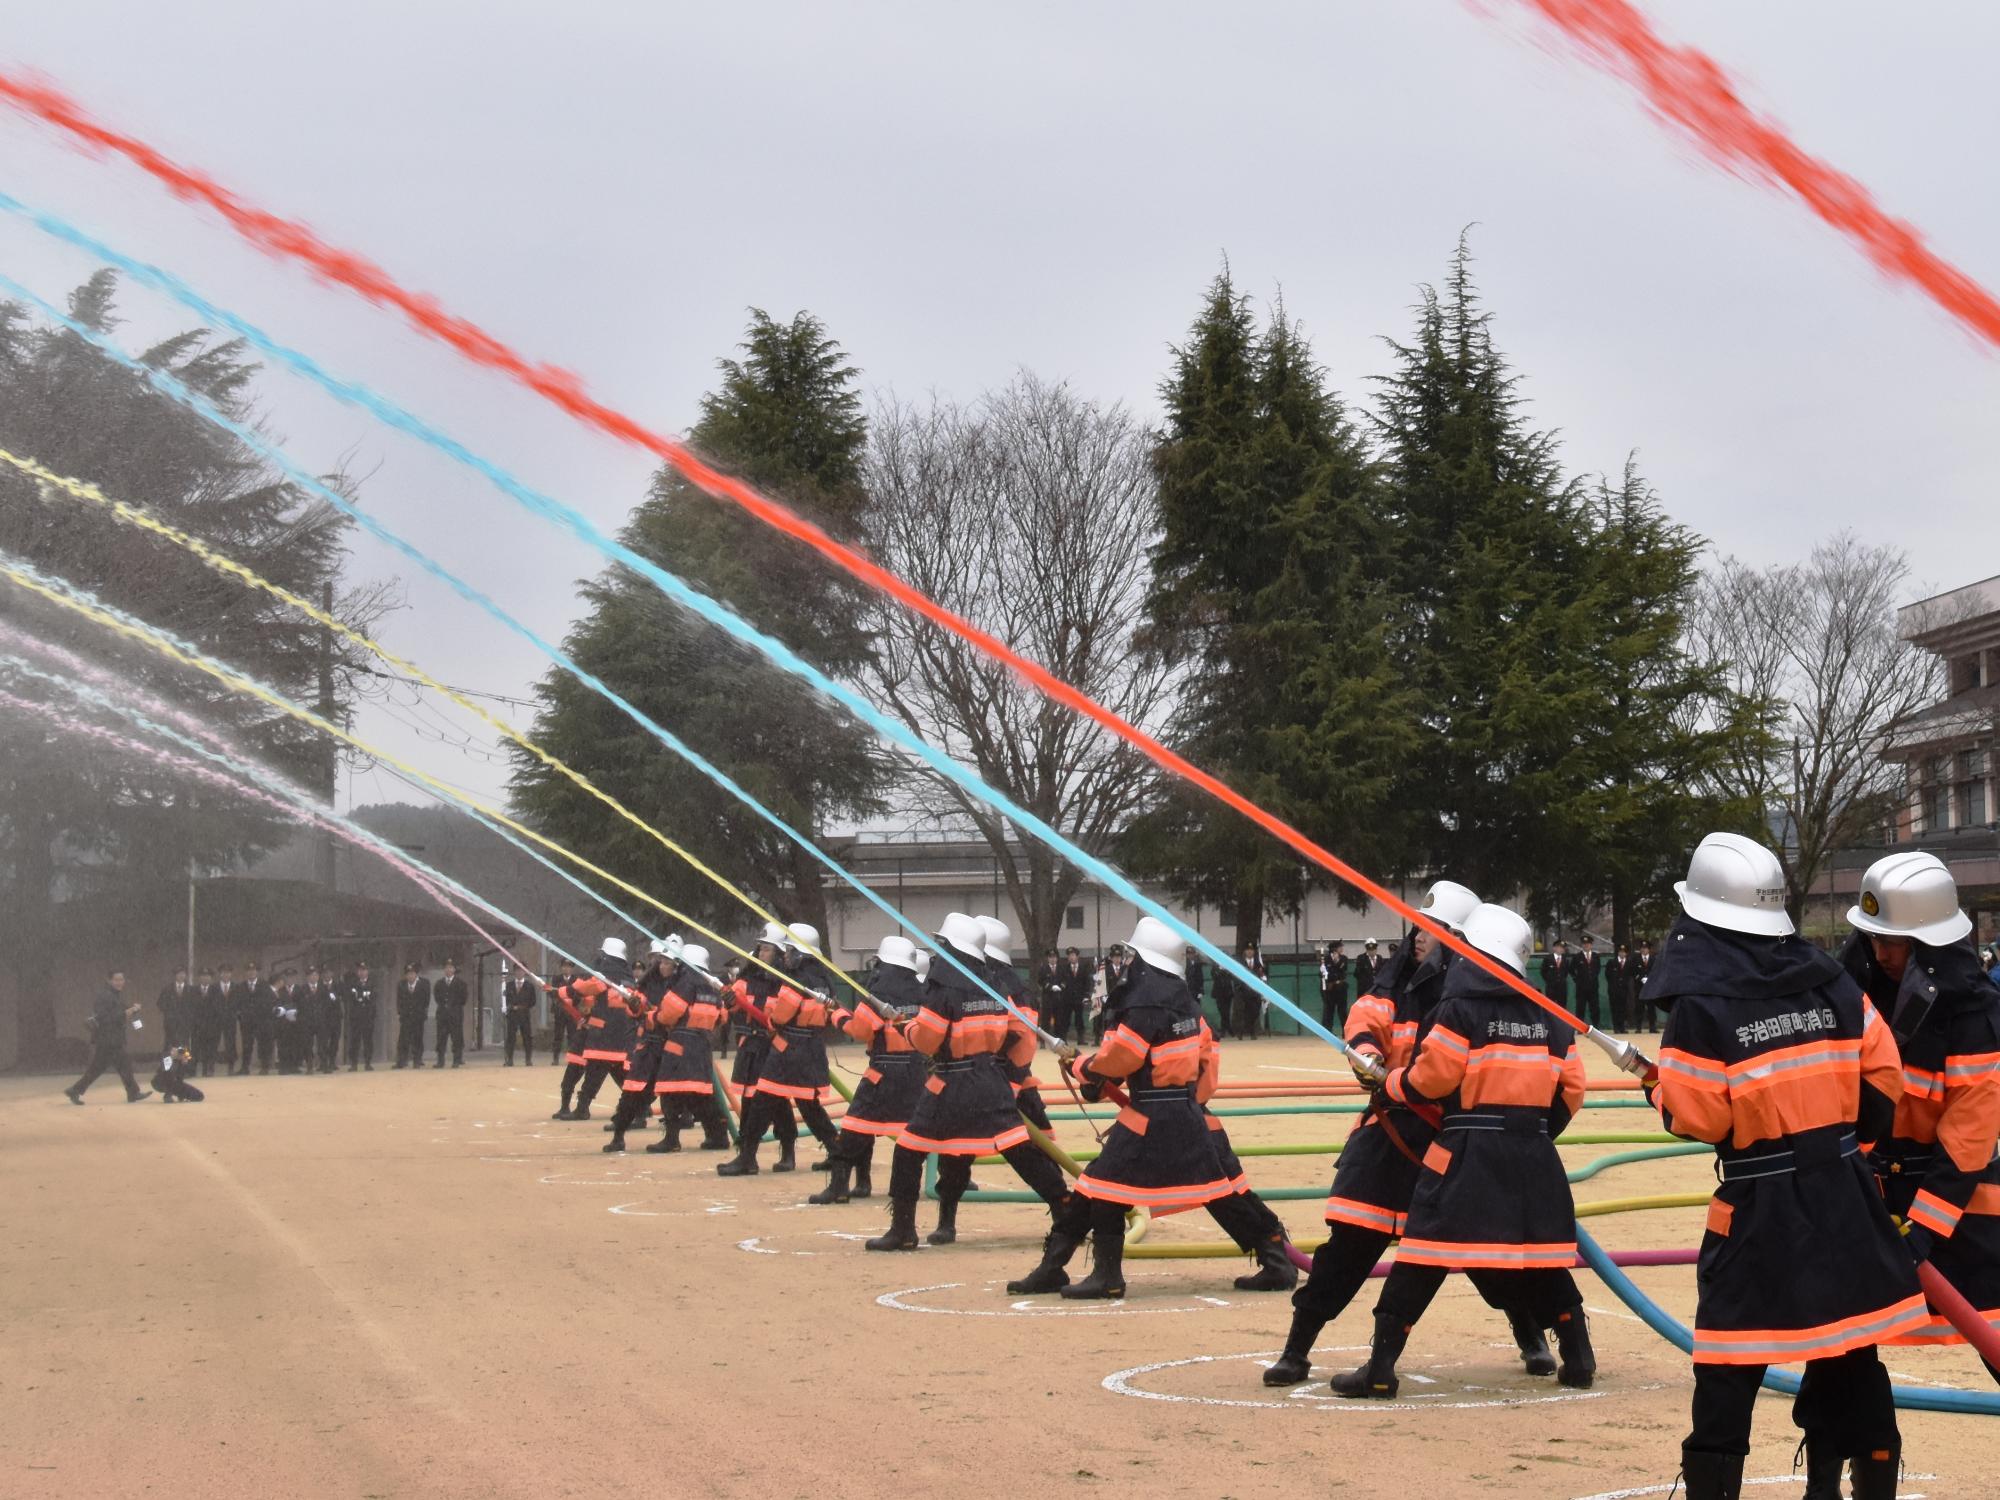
top-left (757, 921), bottom-right (791, 952)
top-left (599, 936), bottom-right (629, 964)
top-left (786, 922), bottom-right (821, 955)
top-left (1420, 880), bottom-right (1481, 935)
top-left (1127, 915), bottom-right (1187, 977)
top-left (977, 915), bottom-right (1013, 964)
top-left (1677, 832), bottom-right (1794, 937)
top-left (875, 935), bottom-right (919, 972)
top-left (936, 912), bottom-right (987, 962)
top-left (678, 944), bottom-right (714, 979)
top-left (1848, 851), bottom-right (1972, 946)
top-left (1459, 904), bottom-right (1534, 977)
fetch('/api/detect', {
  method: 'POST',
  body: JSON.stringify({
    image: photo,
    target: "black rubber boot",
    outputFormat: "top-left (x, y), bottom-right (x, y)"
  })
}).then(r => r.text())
top-left (771, 1140), bottom-right (797, 1174)
top-left (810, 1154), bottom-right (832, 1171)
top-left (1060, 1231), bottom-right (1126, 1300)
top-left (699, 1118), bottom-right (730, 1150)
top-left (1330, 1312), bottom-right (1410, 1399)
top-left (1797, 1435), bottom-right (1843, 1500)
top-left (1262, 1310), bottom-right (1327, 1386)
top-left (550, 1107), bottom-right (573, 1120)
top-left (808, 1161), bottom-right (853, 1205)
top-left (850, 1156), bottom-right (873, 1199)
top-left (602, 1131), bottom-right (626, 1153)
top-left (717, 1100), bottom-right (763, 1175)
top-left (865, 1197), bottom-right (920, 1252)
top-left (1552, 1305), bottom-right (1595, 1389)
top-left (1846, 1445), bottom-right (1900, 1500)
top-left (1679, 1447), bottom-right (1744, 1500)
top-left (1510, 1310), bottom-right (1558, 1377)
top-left (1006, 1227), bottom-right (1084, 1295)
top-left (926, 1195), bottom-right (960, 1246)
top-left (645, 1124), bottom-right (682, 1154)
top-left (1232, 1234), bottom-right (1299, 1292)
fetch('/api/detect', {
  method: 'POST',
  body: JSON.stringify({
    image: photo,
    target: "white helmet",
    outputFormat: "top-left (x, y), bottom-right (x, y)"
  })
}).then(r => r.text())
top-left (678, 944), bottom-right (713, 978)
top-left (1849, 851), bottom-right (1972, 946)
top-left (787, 922), bottom-right (821, 954)
top-left (977, 915), bottom-right (1013, 963)
top-left (1127, 916), bottom-right (1186, 977)
top-left (1459, 904), bottom-right (1534, 977)
top-left (1419, 879), bottom-right (1481, 935)
top-left (936, 912), bottom-right (986, 961)
top-left (648, 935), bottom-right (683, 961)
top-left (758, 921), bottom-right (791, 951)
top-left (875, 935), bottom-right (919, 972)
top-left (1677, 832), bottom-right (1794, 937)
top-left (600, 936), bottom-right (629, 964)
top-left (913, 950), bottom-right (932, 982)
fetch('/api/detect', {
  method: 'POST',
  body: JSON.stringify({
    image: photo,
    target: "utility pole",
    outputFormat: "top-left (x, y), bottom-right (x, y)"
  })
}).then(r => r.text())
top-left (315, 581), bottom-right (338, 891)
top-left (186, 856), bottom-right (197, 975)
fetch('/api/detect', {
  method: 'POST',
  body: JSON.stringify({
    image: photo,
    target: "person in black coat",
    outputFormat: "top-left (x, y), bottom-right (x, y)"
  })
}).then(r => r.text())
top-left (1634, 940), bottom-right (1656, 1033)
top-left (1540, 940), bottom-right (1571, 1009)
top-left (1573, 935), bottom-right (1603, 1028)
top-left (1352, 940), bottom-right (1381, 1008)
top-left (340, 961), bottom-right (380, 1070)
top-left (394, 964), bottom-right (431, 1069)
top-left (157, 967), bottom-right (194, 1050)
top-left (64, 970), bottom-right (152, 1104)
top-left (1233, 943), bottom-right (1269, 1039)
top-left (152, 1044), bottom-right (204, 1102)
top-left (236, 960), bottom-right (277, 1075)
top-left (432, 958), bottom-right (469, 1067)
top-left (207, 964), bottom-right (239, 1075)
top-left (1604, 943), bottom-right (1639, 1033)
top-left (1319, 941), bottom-right (1350, 1029)
top-left (1035, 948), bottom-right (1069, 1044)
top-left (190, 966), bottom-right (222, 1076)
top-left (501, 967), bottom-right (538, 1065)
top-left (1059, 947), bottom-right (1092, 1043)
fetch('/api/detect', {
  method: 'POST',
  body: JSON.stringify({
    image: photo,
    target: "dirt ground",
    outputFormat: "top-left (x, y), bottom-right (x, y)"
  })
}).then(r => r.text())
top-left (3, 1035), bottom-right (1993, 1499)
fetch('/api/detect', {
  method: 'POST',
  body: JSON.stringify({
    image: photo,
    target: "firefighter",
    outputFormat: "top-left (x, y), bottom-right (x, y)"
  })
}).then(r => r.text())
top-left (1649, 833), bottom-right (1923, 1500)
top-left (716, 924), bottom-right (803, 1176)
top-left (1266, 882), bottom-right (1554, 1384)
top-left (1330, 902), bottom-right (1596, 1399)
top-left (810, 935), bottom-right (928, 1205)
top-left (648, 944), bottom-right (733, 1153)
top-left (974, 915), bottom-right (1055, 1140)
top-left (1828, 851), bottom-right (2000, 1488)
top-left (745, 921), bottom-right (843, 1164)
top-left (551, 939), bottom-right (636, 1122)
top-left (605, 940), bottom-right (677, 1152)
top-left (1007, 917), bottom-right (1289, 1298)
top-left (865, 912), bottom-right (1070, 1251)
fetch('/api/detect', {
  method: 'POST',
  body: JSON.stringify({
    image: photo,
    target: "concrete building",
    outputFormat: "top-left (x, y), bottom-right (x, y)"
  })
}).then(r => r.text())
top-left (1870, 573), bottom-right (2000, 941)
top-left (821, 834), bottom-right (1452, 970)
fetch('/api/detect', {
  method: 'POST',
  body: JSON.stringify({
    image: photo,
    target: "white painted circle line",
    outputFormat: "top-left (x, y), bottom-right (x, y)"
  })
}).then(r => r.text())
top-left (1102, 1349), bottom-right (1640, 1411)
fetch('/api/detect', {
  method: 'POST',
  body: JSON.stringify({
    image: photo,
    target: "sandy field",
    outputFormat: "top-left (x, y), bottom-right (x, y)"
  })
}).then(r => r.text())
top-left (3, 1035), bottom-right (1993, 1499)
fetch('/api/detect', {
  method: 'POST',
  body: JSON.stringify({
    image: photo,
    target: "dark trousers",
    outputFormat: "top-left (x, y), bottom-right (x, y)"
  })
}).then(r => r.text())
top-left (1321, 990), bottom-right (1347, 1030)
top-left (1206, 1189), bottom-right (1285, 1249)
top-left (576, 1059), bottom-right (625, 1112)
top-left (72, 1039), bottom-right (141, 1099)
top-left (192, 1019), bottom-right (222, 1076)
top-left (1290, 1225), bottom-right (1393, 1337)
top-left (829, 1126), bottom-right (878, 1165)
top-left (730, 1092), bottom-right (799, 1157)
top-left (665, 1093), bottom-right (731, 1141)
top-left (1043, 996), bottom-right (1072, 1043)
top-left (317, 1018), bottom-right (341, 1071)
top-left (793, 1096), bottom-right (838, 1147)
top-left (611, 1085), bottom-right (654, 1133)
top-left (891, 1140), bottom-right (1067, 1208)
top-left (395, 1013), bottom-right (425, 1067)
top-left (1376, 1260), bottom-right (1583, 1327)
top-left (1232, 991), bottom-right (1261, 1040)
top-left (1688, 1346), bottom-right (1898, 1459)
top-left (1573, 983), bottom-right (1602, 1029)
top-left (434, 1008), bottom-right (464, 1066)
top-left (235, 1016), bottom-right (271, 1073)
top-left (559, 1060), bottom-right (586, 1111)
top-left (503, 1009), bottom-right (534, 1064)
top-left (344, 1008), bottom-right (375, 1066)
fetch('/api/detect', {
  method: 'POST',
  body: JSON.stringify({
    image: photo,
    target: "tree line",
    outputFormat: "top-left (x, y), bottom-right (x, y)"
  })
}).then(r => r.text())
top-left (510, 238), bottom-right (1938, 956)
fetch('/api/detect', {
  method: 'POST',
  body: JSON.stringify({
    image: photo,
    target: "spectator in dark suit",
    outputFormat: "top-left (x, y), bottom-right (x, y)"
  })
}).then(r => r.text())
top-left (1540, 939), bottom-right (1571, 1007)
top-left (1318, 941), bottom-right (1350, 1029)
top-left (1186, 951), bottom-right (1208, 1011)
top-left (157, 967), bottom-right (194, 1050)
top-left (1058, 947), bottom-right (1091, 1043)
top-left (1232, 942), bottom-right (1268, 1039)
top-left (1604, 943), bottom-right (1639, 1033)
top-left (1633, 939), bottom-right (1656, 1032)
top-left (1573, 934), bottom-right (1602, 1028)
top-left (1351, 939), bottom-right (1381, 1003)
top-left (1035, 948), bottom-right (1068, 1042)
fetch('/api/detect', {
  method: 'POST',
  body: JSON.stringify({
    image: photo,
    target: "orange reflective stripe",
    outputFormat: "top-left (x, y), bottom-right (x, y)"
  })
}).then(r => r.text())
top-left (895, 1125), bottom-right (1030, 1155)
top-left (1692, 1295), bottom-right (1932, 1364)
top-left (1909, 1189), bottom-right (1965, 1235)
top-left (1324, 1196), bottom-right (1405, 1234)
top-left (1394, 1238), bottom-right (1577, 1269)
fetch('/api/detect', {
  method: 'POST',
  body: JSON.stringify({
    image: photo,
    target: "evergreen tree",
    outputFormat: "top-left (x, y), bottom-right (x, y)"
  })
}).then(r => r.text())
top-left (1125, 274), bottom-right (1416, 951)
top-left (1371, 239), bottom-right (1595, 914)
top-left (1548, 461), bottom-right (1759, 941)
top-left (0, 273), bottom-right (375, 1066)
top-left (510, 311), bottom-right (883, 940)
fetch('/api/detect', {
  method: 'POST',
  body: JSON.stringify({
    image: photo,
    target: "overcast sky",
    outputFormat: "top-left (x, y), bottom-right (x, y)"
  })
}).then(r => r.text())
top-left (3, 1), bottom-right (1997, 820)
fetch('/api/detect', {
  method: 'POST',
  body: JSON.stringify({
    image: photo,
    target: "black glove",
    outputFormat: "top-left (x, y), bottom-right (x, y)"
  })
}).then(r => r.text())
top-left (1902, 1219), bottom-right (1935, 1265)
top-left (1079, 1079), bottom-right (1105, 1104)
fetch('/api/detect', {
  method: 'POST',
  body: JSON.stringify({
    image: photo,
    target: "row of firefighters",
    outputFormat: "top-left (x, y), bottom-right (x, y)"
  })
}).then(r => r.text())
top-left (537, 837), bottom-right (1997, 1500)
